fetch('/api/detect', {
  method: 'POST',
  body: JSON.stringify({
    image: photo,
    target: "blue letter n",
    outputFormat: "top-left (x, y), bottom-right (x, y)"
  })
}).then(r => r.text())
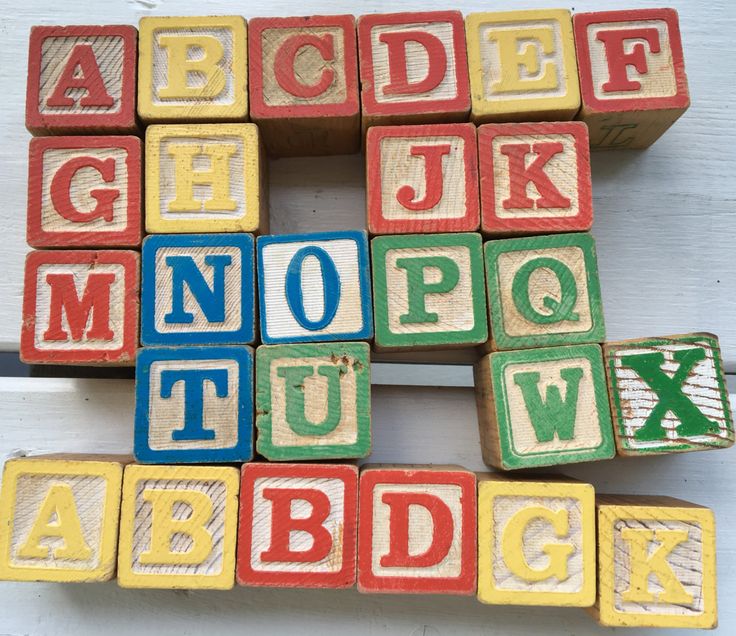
top-left (164, 254), bottom-right (232, 325)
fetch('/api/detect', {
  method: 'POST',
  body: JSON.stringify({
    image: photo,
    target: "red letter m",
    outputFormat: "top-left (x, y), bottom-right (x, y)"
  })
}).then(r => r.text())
top-left (43, 273), bottom-right (115, 342)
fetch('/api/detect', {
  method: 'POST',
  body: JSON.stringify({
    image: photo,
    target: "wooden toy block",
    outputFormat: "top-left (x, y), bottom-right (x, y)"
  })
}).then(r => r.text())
top-left (366, 123), bottom-right (480, 235)
top-left (27, 136), bottom-right (142, 249)
top-left (477, 475), bottom-right (595, 606)
top-left (248, 15), bottom-right (360, 157)
top-left (137, 16), bottom-right (247, 123)
top-left (135, 346), bottom-right (254, 464)
top-left (484, 232), bottom-right (605, 351)
top-left (145, 124), bottom-right (267, 235)
top-left (465, 10), bottom-right (580, 124)
top-left (258, 231), bottom-right (373, 344)
top-left (357, 11), bottom-right (471, 129)
top-left (604, 333), bottom-right (734, 456)
top-left (358, 466), bottom-right (476, 594)
top-left (478, 122), bottom-right (593, 236)
top-left (26, 25), bottom-right (137, 134)
top-left (0, 455), bottom-right (127, 582)
top-left (256, 342), bottom-right (370, 461)
top-left (573, 9), bottom-right (690, 149)
top-left (141, 233), bottom-right (255, 346)
top-left (117, 464), bottom-right (240, 589)
top-left (372, 232), bottom-right (487, 351)
top-left (20, 249), bottom-right (139, 365)
top-left (237, 463), bottom-right (358, 588)
top-left (594, 495), bottom-right (717, 628)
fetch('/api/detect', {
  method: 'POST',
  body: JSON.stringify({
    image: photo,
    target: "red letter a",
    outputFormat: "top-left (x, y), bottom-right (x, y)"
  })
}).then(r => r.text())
top-left (46, 44), bottom-right (115, 108)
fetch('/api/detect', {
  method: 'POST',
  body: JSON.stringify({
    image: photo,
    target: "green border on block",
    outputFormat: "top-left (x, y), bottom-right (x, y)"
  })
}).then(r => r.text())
top-left (256, 342), bottom-right (371, 461)
top-left (484, 232), bottom-right (605, 350)
top-left (372, 232), bottom-right (488, 349)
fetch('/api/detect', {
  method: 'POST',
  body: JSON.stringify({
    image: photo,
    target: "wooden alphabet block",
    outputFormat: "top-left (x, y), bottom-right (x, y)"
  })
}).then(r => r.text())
top-left (478, 122), bottom-right (593, 236)
top-left (145, 124), bottom-right (267, 235)
top-left (357, 11), bottom-right (471, 129)
top-left (256, 342), bottom-right (370, 460)
top-left (135, 346), bottom-right (254, 464)
top-left (484, 232), bottom-right (605, 350)
top-left (140, 233), bottom-right (255, 346)
top-left (237, 463), bottom-right (358, 588)
top-left (27, 136), bottom-right (142, 249)
top-left (366, 123), bottom-right (480, 235)
top-left (248, 15), bottom-right (360, 157)
top-left (26, 25), bottom-right (137, 134)
top-left (594, 495), bottom-right (717, 628)
top-left (358, 466), bottom-right (476, 594)
top-left (137, 16), bottom-right (247, 122)
top-left (0, 455), bottom-right (126, 582)
top-left (604, 333), bottom-right (734, 456)
top-left (20, 250), bottom-right (139, 365)
top-left (474, 344), bottom-right (615, 470)
top-left (465, 10), bottom-right (580, 124)
top-left (117, 464), bottom-right (240, 589)
top-left (573, 9), bottom-right (690, 148)
top-left (258, 231), bottom-right (373, 344)
top-left (477, 475), bottom-right (596, 606)
top-left (372, 232), bottom-right (487, 350)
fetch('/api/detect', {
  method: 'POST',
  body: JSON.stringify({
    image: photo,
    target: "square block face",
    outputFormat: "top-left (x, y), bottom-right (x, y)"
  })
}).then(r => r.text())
top-left (0, 458), bottom-right (123, 583)
top-left (135, 346), bottom-right (254, 464)
top-left (605, 334), bottom-right (734, 455)
top-left (358, 468), bottom-right (476, 594)
top-left (145, 124), bottom-right (265, 235)
top-left (27, 136), bottom-right (142, 248)
top-left (20, 250), bottom-right (139, 365)
top-left (237, 463), bottom-right (358, 588)
top-left (117, 464), bottom-right (240, 589)
top-left (372, 233), bottom-right (487, 350)
top-left (466, 10), bottom-right (580, 123)
top-left (258, 231), bottom-right (373, 344)
top-left (256, 343), bottom-right (370, 460)
top-left (366, 124), bottom-right (479, 235)
top-left (477, 479), bottom-right (595, 606)
top-left (141, 234), bottom-right (255, 346)
top-left (485, 232), bottom-right (605, 350)
top-left (479, 122), bottom-right (592, 236)
top-left (26, 25), bottom-right (137, 134)
top-left (138, 16), bottom-right (247, 122)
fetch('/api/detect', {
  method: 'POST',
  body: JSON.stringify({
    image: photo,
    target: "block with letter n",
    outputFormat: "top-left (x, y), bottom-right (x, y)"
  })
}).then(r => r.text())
top-left (474, 344), bottom-right (615, 470)
top-left (604, 333), bottom-right (734, 456)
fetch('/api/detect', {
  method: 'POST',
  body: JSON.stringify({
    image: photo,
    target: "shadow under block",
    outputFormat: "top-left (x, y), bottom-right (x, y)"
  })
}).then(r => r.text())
top-left (465, 10), bottom-right (580, 124)
top-left (141, 233), bottom-right (255, 346)
top-left (117, 464), bottom-right (240, 589)
top-left (357, 466), bottom-right (476, 594)
top-left (237, 463), bottom-right (358, 588)
top-left (372, 233), bottom-right (487, 351)
top-left (135, 346), bottom-right (254, 464)
top-left (573, 9), bottom-right (690, 149)
top-left (593, 495), bottom-right (717, 629)
top-left (0, 455), bottom-right (127, 582)
top-left (478, 121), bottom-right (593, 236)
top-left (248, 15), bottom-right (360, 157)
top-left (477, 475), bottom-right (595, 606)
top-left (357, 11), bottom-right (471, 129)
top-left (26, 25), bottom-right (138, 134)
top-left (257, 231), bottom-right (373, 344)
top-left (27, 135), bottom-right (142, 249)
top-left (20, 249), bottom-right (140, 365)
top-left (145, 123), bottom-right (267, 235)
top-left (604, 333), bottom-right (734, 456)
top-left (137, 16), bottom-right (247, 122)
top-left (366, 123), bottom-right (480, 235)
top-left (484, 232), bottom-right (605, 351)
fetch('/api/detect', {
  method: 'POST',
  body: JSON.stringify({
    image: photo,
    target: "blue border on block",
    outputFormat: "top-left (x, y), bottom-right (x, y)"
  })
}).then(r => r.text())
top-left (141, 233), bottom-right (255, 346)
top-left (257, 230), bottom-right (374, 344)
top-left (134, 346), bottom-right (254, 464)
